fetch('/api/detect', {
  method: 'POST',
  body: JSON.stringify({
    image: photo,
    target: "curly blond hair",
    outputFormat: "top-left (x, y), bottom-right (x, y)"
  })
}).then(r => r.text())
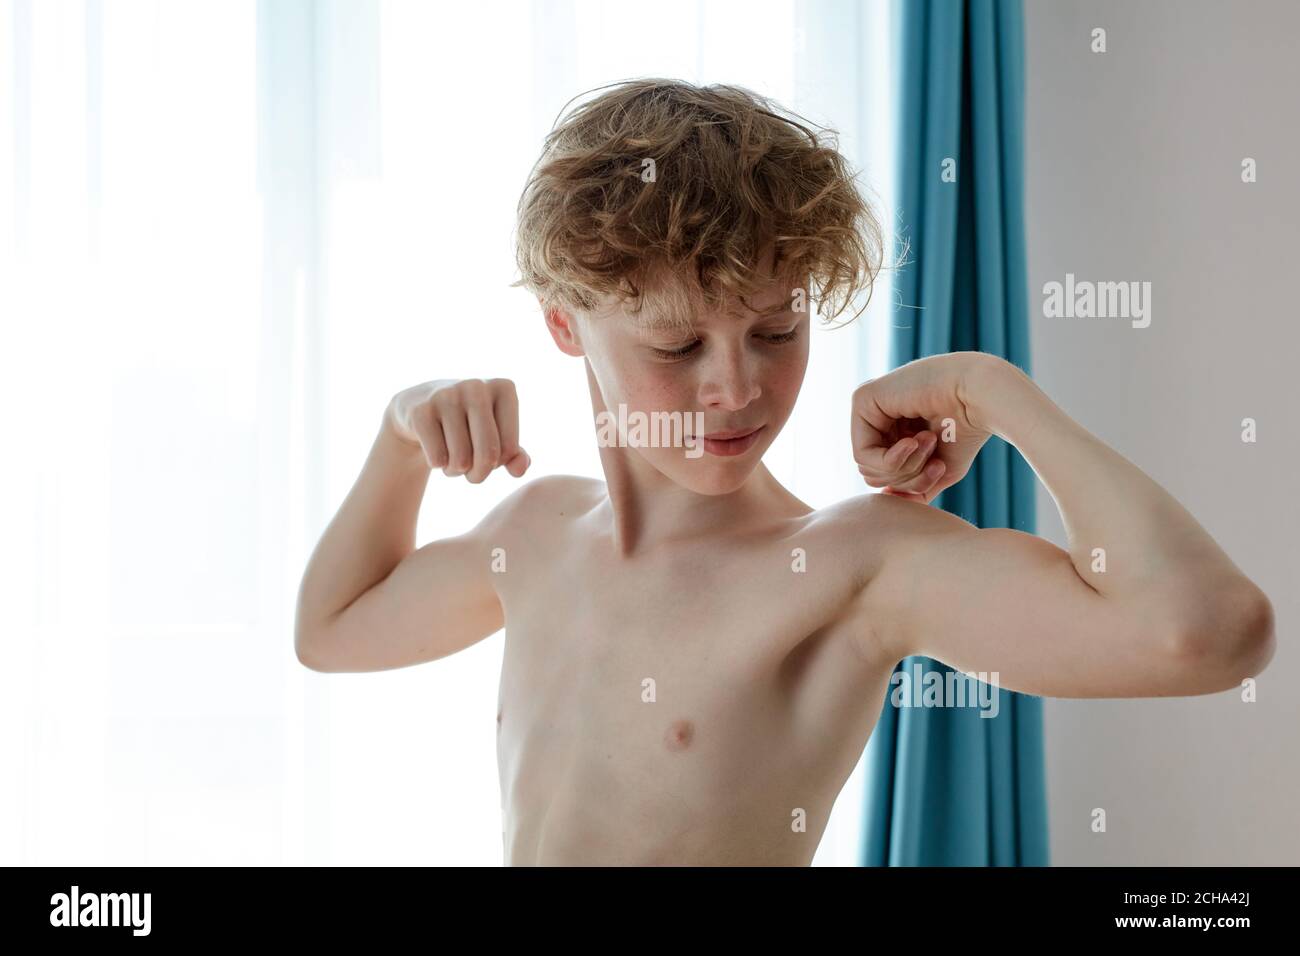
top-left (511, 78), bottom-right (886, 334)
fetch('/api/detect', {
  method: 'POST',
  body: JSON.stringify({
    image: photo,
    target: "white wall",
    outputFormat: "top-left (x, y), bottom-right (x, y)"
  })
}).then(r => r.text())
top-left (1023, 0), bottom-right (1300, 864)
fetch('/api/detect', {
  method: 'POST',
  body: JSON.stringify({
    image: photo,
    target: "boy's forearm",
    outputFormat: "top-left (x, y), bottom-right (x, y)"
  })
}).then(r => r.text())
top-left (295, 412), bottom-right (432, 638)
top-left (970, 359), bottom-right (1268, 631)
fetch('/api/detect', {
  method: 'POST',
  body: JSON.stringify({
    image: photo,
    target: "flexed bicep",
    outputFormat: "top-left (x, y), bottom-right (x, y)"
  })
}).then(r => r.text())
top-left (857, 496), bottom-right (1259, 699)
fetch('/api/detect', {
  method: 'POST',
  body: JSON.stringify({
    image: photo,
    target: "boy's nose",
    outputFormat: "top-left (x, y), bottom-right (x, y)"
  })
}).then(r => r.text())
top-left (698, 349), bottom-right (761, 410)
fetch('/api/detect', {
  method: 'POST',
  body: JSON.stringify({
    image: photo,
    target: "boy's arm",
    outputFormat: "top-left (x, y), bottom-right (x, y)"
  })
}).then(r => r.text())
top-left (294, 379), bottom-right (529, 673)
top-left (853, 354), bottom-right (1275, 698)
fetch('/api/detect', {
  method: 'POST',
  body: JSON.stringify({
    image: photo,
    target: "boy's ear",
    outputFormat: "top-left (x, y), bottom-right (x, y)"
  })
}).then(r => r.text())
top-left (542, 299), bottom-right (585, 357)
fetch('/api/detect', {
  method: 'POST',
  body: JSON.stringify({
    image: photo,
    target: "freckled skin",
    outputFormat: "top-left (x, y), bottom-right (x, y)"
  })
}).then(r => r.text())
top-left (576, 283), bottom-right (809, 498)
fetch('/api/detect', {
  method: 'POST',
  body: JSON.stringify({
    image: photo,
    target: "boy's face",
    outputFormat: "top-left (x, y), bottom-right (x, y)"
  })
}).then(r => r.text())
top-left (546, 267), bottom-right (810, 496)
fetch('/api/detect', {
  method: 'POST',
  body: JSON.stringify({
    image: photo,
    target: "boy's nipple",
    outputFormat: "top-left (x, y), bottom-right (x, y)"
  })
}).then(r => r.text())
top-left (664, 719), bottom-right (695, 752)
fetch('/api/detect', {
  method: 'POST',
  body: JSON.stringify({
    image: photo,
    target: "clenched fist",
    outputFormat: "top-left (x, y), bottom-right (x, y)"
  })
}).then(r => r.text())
top-left (851, 352), bottom-right (1001, 504)
top-left (386, 378), bottom-right (530, 482)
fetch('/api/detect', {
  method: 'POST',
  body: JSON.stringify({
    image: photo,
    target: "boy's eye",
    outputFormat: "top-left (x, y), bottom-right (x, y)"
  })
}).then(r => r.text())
top-left (650, 328), bottom-right (799, 359)
top-left (650, 340), bottom-right (701, 359)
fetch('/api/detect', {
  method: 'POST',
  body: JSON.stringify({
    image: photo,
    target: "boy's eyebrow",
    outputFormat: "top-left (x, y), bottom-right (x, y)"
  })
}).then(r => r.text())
top-left (632, 294), bottom-right (799, 334)
top-left (632, 314), bottom-right (691, 336)
top-left (637, 308), bottom-right (789, 334)
top-left (646, 325), bottom-right (699, 341)
top-left (728, 302), bottom-right (797, 319)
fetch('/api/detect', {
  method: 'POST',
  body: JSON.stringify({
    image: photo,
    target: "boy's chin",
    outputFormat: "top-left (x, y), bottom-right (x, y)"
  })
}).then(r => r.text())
top-left (650, 455), bottom-right (762, 495)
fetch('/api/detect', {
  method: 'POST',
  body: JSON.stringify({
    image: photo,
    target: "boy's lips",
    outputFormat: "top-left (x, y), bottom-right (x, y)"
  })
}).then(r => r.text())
top-left (700, 425), bottom-right (764, 457)
top-left (703, 426), bottom-right (761, 440)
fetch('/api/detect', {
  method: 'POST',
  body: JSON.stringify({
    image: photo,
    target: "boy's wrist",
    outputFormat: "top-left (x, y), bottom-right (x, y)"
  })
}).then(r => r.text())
top-left (378, 404), bottom-right (434, 471)
top-left (966, 354), bottom-right (1054, 446)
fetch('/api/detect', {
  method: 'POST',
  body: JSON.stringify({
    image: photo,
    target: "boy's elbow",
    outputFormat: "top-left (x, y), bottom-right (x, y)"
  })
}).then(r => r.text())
top-left (294, 618), bottom-right (336, 673)
top-left (296, 639), bottom-right (324, 672)
top-left (1172, 580), bottom-right (1276, 692)
top-left (1223, 584), bottom-right (1277, 680)
top-left (295, 633), bottom-right (324, 671)
top-left (295, 589), bottom-right (350, 672)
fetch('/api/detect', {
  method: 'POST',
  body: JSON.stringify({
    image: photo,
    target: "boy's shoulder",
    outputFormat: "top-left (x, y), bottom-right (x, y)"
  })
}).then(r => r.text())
top-left (461, 474), bottom-right (603, 563)
top-left (514, 473), bottom-right (606, 506)
top-left (810, 488), bottom-right (961, 538)
top-left (484, 473), bottom-right (605, 529)
top-left (782, 492), bottom-right (959, 665)
top-left (794, 491), bottom-right (950, 592)
top-left (799, 488), bottom-right (909, 537)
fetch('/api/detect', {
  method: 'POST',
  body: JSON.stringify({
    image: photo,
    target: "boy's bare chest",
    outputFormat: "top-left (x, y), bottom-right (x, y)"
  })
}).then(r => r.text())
top-left (491, 536), bottom-right (894, 862)
top-left (497, 535), bottom-right (868, 718)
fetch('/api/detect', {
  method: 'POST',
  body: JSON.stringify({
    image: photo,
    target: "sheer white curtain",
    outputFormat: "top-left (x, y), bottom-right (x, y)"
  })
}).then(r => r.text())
top-left (0, 0), bottom-right (895, 865)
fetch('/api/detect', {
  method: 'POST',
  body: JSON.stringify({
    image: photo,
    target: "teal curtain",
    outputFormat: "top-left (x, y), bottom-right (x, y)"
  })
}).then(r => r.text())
top-left (860, 0), bottom-right (1048, 866)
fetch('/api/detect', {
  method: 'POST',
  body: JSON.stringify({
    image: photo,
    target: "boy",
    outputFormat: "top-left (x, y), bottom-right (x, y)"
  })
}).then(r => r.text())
top-left (294, 80), bottom-right (1275, 866)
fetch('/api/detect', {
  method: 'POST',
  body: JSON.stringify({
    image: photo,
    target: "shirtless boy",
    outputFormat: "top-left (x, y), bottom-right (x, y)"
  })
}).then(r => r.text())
top-left (293, 79), bottom-right (1275, 866)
